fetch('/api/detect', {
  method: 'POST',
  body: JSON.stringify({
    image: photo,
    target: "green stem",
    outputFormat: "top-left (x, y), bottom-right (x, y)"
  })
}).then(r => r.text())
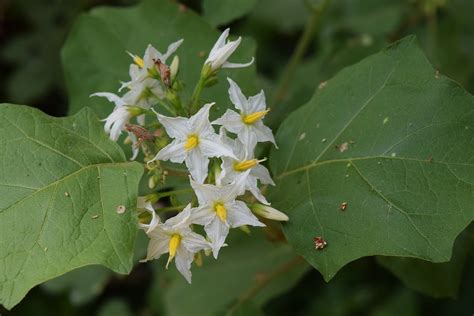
top-left (155, 204), bottom-right (188, 212)
top-left (155, 99), bottom-right (177, 116)
top-left (189, 74), bottom-right (207, 115)
top-left (156, 188), bottom-right (193, 199)
top-left (271, 0), bottom-right (331, 106)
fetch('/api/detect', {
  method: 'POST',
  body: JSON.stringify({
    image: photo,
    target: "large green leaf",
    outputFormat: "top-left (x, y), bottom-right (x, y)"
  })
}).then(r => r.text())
top-left (377, 224), bottom-right (474, 298)
top-left (269, 36), bottom-right (474, 280)
top-left (0, 104), bottom-right (143, 309)
top-left (62, 0), bottom-right (257, 118)
top-left (152, 231), bottom-right (309, 316)
top-left (202, 0), bottom-right (256, 26)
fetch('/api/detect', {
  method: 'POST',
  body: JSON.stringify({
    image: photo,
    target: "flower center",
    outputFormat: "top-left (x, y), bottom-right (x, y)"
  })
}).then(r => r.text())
top-left (184, 135), bottom-right (199, 151)
top-left (166, 234), bottom-right (181, 269)
top-left (242, 110), bottom-right (270, 124)
top-left (133, 56), bottom-right (145, 68)
top-left (234, 159), bottom-right (258, 171)
top-left (214, 203), bottom-right (227, 222)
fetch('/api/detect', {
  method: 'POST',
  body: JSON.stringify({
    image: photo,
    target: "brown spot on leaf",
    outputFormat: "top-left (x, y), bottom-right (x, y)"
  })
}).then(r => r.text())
top-left (313, 236), bottom-right (327, 250)
top-left (339, 202), bottom-right (348, 211)
top-left (116, 205), bottom-right (126, 214)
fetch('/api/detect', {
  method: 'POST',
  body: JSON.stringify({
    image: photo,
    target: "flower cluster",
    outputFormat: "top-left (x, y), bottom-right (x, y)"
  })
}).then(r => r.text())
top-left (92, 29), bottom-right (288, 283)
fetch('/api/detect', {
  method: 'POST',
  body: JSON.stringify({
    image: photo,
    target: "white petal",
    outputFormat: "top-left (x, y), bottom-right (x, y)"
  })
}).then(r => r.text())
top-left (137, 196), bottom-right (160, 234)
top-left (190, 103), bottom-right (214, 134)
top-left (154, 140), bottom-right (186, 163)
top-left (143, 44), bottom-right (160, 69)
top-left (205, 217), bottom-right (230, 259)
top-left (175, 247), bottom-right (194, 283)
top-left (185, 148), bottom-right (209, 183)
top-left (246, 176), bottom-right (270, 205)
top-left (247, 89), bottom-right (266, 113)
top-left (199, 137), bottom-right (236, 159)
top-left (210, 38), bottom-right (241, 70)
top-left (165, 203), bottom-right (193, 228)
top-left (226, 78), bottom-right (247, 112)
top-left (227, 200), bottom-right (265, 228)
top-left (182, 231), bottom-right (211, 253)
top-left (249, 121), bottom-right (277, 146)
top-left (161, 39), bottom-right (184, 63)
top-left (90, 92), bottom-right (127, 109)
top-left (144, 228), bottom-right (169, 261)
top-left (212, 109), bottom-right (244, 135)
top-left (189, 205), bottom-right (215, 226)
top-left (155, 111), bottom-right (189, 140)
top-left (207, 28), bottom-right (230, 62)
top-left (190, 178), bottom-right (221, 204)
top-left (222, 57), bottom-right (254, 69)
top-left (252, 164), bottom-right (275, 185)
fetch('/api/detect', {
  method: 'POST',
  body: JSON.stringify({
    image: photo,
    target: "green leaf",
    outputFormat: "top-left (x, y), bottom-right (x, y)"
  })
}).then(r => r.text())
top-left (98, 299), bottom-right (132, 316)
top-left (269, 36), bottom-right (474, 281)
top-left (203, 0), bottom-right (256, 26)
top-left (377, 224), bottom-right (474, 298)
top-left (155, 231), bottom-right (309, 316)
top-left (61, 0), bottom-right (257, 118)
top-left (0, 104), bottom-right (143, 309)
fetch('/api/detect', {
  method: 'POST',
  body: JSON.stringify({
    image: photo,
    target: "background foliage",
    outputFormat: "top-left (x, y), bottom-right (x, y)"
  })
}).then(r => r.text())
top-left (1, 0), bottom-right (474, 315)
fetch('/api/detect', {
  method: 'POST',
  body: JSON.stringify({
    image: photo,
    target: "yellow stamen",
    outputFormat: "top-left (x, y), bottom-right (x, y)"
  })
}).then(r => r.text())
top-left (127, 51), bottom-right (145, 68)
top-left (214, 203), bottom-right (227, 223)
top-left (242, 109), bottom-right (270, 124)
top-left (166, 234), bottom-right (181, 269)
top-left (233, 158), bottom-right (267, 172)
top-left (234, 159), bottom-right (258, 171)
top-left (184, 135), bottom-right (199, 151)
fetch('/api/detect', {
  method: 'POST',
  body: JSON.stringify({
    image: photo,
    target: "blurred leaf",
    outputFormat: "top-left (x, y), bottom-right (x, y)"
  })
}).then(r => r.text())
top-left (41, 265), bottom-right (110, 306)
top-left (269, 36), bottom-right (474, 281)
top-left (61, 0), bottom-right (257, 119)
top-left (1, 1), bottom-right (80, 104)
top-left (369, 289), bottom-right (419, 316)
top-left (98, 299), bottom-right (132, 316)
top-left (0, 105), bottom-right (143, 309)
top-left (248, 0), bottom-right (309, 33)
top-left (151, 231), bottom-right (309, 316)
top-left (203, 0), bottom-right (256, 26)
top-left (268, 35), bottom-right (387, 127)
top-left (377, 224), bottom-right (474, 298)
top-left (322, 0), bottom-right (404, 36)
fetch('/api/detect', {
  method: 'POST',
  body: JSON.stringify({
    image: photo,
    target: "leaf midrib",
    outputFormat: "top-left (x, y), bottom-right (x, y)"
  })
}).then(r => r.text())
top-left (277, 155), bottom-right (474, 179)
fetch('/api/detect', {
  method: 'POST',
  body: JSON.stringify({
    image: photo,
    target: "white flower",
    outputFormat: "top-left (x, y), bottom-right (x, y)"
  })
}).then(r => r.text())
top-left (189, 176), bottom-right (265, 258)
top-left (127, 39), bottom-right (184, 71)
top-left (205, 28), bottom-right (254, 71)
top-left (218, 129), bottom-right (274, 205)
top-left (251, 204), bottom-right (289, 221)
top-left (137, 196), bottom-right (160, 233)
top-left (150, 103), bottom-right (235, 183)
top-left (90, 92), bottom-right (134, 141)
top-left (143, 204), bottom-right (210, 283)
top-left (119, 39), bottom-right (184, 106)
top-left (213, 78), bottom-right (276, 147)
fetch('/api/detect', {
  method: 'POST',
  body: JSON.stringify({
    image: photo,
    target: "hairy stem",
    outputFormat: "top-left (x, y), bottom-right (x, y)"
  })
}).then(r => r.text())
top-left (271, 0), bottom-right (331, 106)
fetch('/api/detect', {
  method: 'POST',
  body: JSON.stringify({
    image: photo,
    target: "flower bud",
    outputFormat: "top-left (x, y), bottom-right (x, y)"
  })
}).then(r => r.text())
top-left (251, 204), bottom-right (289, 221)
top-left (170, 55), bottom-right (180, 81)
top-left (127, 106), bottom-right (145, 117)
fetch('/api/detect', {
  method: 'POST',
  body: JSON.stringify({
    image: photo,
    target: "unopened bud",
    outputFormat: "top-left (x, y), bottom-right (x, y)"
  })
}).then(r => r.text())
top-left (148, 175), bottom-right (159, 189)
top-left (251, 204), bottom-right (289, 221)
top-left (239, 225), bottom-right (251, 235)
top-left (170, 55), bottom-right (180, 81)
top-left (127, 106), bottom-right (145, 117)
top-left (124, 135), bottom-right (133, 145)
